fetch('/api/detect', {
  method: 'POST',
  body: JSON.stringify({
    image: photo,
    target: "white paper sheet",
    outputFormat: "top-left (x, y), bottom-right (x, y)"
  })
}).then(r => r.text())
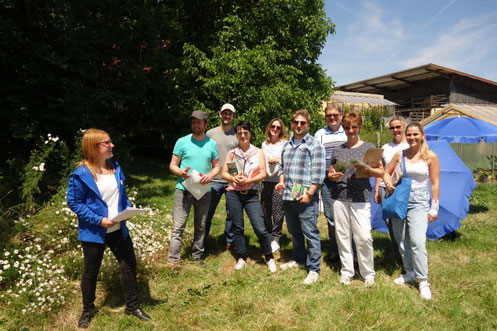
top-left (111, 207), bottom-right (148, 223)
top-left (182, 169), bottom-right (211, 200)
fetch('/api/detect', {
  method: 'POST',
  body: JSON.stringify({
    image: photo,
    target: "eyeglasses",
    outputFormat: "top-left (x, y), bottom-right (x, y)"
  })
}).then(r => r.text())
top-left (292, 120), bottom-right (307, 126)
top-left (326, 113), bottom-right (340, 118)
top-left (271, 125), bottom-right (281, 130)
top-left (98, 140), bottom-right (113, 146)
top-left (237, 131), bottom-right (250, 136)
top-left (390, 125), bottom-right (402, 130)
top-left (343, 125), bottom-right (359, 130)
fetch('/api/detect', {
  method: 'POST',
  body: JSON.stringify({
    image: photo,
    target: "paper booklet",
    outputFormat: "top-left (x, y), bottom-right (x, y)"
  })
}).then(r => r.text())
top-left (111, 207), bottom-right (147, 223)
top-left (182, 169), bottom-right (211, 200)
top-left (226, 151), bottom-right (246, 177)
top-left (291, 183), bottom-right (309, 200)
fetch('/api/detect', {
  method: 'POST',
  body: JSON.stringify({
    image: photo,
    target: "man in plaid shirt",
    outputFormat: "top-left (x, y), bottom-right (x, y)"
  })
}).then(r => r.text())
top-left (279, 109), bottom-right (326, 285)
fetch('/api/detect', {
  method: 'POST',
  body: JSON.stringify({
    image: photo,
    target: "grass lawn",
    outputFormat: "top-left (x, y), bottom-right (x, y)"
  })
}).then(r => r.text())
top-left (45, 155), bottom-right (497, 330)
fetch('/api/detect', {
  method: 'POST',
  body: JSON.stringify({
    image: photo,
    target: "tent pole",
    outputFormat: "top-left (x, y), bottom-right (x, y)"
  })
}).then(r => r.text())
top-left (493, 143), bottom-right (495, 184)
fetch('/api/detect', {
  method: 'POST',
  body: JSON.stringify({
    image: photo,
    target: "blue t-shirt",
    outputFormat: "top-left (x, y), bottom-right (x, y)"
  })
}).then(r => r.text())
top-left (172, 134), bottom-right (219, 190)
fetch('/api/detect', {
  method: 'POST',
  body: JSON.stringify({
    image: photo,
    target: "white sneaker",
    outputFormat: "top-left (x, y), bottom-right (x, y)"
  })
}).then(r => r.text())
top-left (267, 259), bottom-right (277, 273)
top-left (280, 260), bottom-right (304, 270)
top-left (364, 278), bottom-right (376, 287)
top-left (419, 281), bottom-right (432, 300)
top-left (394, 273), bottom-right (416, 285)
top-left (271, 240), bottom-right (280, 253)
top-left (234, 258), bottom-right (246, 270)
top-left (303, 271), bottom-right (319, 285)
top-left (339, 275), bottom-right (352, 285)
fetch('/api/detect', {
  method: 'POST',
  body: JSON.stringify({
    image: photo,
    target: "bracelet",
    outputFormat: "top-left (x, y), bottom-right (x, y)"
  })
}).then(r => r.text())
top-left (306, 192), bottom-right (314, 199)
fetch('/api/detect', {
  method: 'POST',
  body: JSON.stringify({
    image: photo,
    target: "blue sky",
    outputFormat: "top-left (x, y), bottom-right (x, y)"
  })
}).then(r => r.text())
top-left (318, 0), bottom-right (497, 86)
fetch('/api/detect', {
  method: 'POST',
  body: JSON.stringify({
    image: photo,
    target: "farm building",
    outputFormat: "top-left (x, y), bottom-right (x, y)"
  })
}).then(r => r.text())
top-left (335, 63), bottom-right (497, 122)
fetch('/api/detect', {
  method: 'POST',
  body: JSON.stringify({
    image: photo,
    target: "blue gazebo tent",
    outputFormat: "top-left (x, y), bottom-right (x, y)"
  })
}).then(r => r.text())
top-left (371, 140), bottom-right (476, 240)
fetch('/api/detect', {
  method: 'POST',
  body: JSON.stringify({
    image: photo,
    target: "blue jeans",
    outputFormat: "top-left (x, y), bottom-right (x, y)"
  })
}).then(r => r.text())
top-left (321, 179), bottom-right (338, 255)
top-left (226, 190), bottom-right (273, 258)
top-left (204, 181), bottom-right (234, 245)
top-left (283, 198), bottom-right (321, 273)
top-left (392, 187), bottom-right (430, 281)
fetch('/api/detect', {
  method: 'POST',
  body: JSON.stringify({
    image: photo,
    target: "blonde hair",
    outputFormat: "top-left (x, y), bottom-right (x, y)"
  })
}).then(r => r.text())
top-left (78, 128), bottom-right (115, 180)
top-left (406, 123), bottom-right (430, 160)
top-left (389, 116), bottom-right (407, 142)
top-left (264, 118), bottom-right (288, 143)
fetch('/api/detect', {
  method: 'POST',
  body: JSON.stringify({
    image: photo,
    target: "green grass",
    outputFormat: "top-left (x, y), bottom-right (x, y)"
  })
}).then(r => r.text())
top-left (9, 155), bottom-right (497, 330)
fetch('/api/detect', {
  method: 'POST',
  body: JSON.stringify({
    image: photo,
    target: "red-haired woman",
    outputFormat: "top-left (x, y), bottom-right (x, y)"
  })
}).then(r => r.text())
top-left (67, 129), bottom-right (150, 328)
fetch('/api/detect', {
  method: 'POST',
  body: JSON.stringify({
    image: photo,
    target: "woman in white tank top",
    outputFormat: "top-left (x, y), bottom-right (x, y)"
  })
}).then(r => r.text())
top-left (383, 123), bottom-right (440, 300)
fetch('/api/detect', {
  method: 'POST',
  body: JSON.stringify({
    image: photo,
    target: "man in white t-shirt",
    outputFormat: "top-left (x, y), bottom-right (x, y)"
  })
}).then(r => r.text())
top-left (314, 105), bottom-right (347, 262)
top-left (204, 103), bottom-right (239, 250)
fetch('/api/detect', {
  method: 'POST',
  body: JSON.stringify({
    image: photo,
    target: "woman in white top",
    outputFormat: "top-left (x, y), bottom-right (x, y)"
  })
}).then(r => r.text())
top-left (222, 121), bottom-right (276, 273)
top-left (383, 123), bottom-right (440, 300)
top-left (261, 118), bottom-right (288, 253)
top-left (374, 117), bottom-right (409, 260)
top-left (67, 129), bottom-right (150, 328)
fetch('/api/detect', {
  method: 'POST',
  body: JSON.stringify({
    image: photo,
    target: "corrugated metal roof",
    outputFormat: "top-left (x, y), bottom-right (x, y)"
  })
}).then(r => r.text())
top-left (331, 94), bottom-right (397, 106)
top-left (421, 103), bottom-right (497, 127)
top-left (336, 63), bottom-right (497, 94)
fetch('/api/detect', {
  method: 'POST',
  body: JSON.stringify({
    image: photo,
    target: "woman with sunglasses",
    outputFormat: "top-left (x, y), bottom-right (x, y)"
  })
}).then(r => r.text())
top-left (221, 121), bottom-right (277, 272)
top-left (67, 129), bottom-right (150, 328)
top-left (374, 117), bottom-right (409, 261)
top-left (383, 123), bottom-right (440, 300)
top-left (328, 112), bottom-right (384, 287)
top-left (261, 118), bottom-right (288, 253)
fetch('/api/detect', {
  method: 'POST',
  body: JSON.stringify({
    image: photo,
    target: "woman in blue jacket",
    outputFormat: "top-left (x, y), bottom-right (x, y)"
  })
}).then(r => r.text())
top-left (67, 128), bottom-right (150, 328)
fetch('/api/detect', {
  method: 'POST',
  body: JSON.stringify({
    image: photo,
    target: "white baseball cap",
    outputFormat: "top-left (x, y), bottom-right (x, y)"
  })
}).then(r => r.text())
top-left (220, 103), bottom-right (235, 113)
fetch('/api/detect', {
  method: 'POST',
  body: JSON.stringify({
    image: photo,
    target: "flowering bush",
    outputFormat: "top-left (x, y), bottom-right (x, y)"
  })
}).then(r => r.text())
top-left (0, 184), bottom-right (175, 327)
top-left (21, 133), bottom-right (72, 212)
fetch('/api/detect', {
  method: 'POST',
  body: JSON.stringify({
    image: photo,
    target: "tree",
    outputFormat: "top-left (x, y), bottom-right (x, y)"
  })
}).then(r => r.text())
top-left (179, 0), bottom-right (335, 144)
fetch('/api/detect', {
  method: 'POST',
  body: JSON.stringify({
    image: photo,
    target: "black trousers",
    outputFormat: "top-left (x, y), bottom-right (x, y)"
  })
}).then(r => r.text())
top-left (81, 230), bottom-right (139, 311)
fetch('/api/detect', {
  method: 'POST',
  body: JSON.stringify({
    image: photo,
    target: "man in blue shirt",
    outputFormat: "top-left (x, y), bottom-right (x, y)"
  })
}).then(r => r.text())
top-left (280, 109), bottom-right (326, 284)
top-left (314, 105), bottom-right (347, 262)
top-left (168, 110), bottom-right (220, 264)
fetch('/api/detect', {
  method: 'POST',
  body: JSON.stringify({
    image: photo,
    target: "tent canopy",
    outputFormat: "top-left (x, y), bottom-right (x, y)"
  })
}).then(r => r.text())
top-left (371, 140), bottom-right (476, 240)
top-left (424, 117), bottom-right (497, 143)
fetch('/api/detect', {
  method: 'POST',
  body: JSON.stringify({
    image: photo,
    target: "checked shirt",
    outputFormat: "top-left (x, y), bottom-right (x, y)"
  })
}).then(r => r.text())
top-left (280, 133), bottom-right (326, 201)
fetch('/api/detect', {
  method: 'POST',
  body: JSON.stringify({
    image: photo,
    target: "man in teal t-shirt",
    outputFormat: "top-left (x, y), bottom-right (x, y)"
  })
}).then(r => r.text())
top-left (168, 110), bottom-right (220, 264)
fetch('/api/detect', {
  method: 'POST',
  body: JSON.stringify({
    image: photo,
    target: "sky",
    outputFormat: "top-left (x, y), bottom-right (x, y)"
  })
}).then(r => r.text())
top-left (318, 0), bottom-right (497, 87)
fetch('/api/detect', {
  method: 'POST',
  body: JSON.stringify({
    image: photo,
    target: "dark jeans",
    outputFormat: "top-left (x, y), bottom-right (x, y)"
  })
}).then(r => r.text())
top-left (204, 181), bottom-right (234, 245)
top-left (321, 179), bottom-right (338, 255)
top-left (226, 190), bottom-right (273, 260)
top-left (81, 230), bottom-right (139, 312)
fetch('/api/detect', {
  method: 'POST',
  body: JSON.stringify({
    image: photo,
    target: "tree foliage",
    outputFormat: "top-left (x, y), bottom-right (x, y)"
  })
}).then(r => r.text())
top-left (0, 0), bottom-right (335, 203)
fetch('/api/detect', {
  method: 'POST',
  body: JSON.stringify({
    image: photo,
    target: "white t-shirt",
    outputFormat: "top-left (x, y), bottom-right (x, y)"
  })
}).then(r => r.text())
top-left (96, 173), bottom-right (120, 233)
top-left (262, 140), bottom-right (286, 182)
top-left (379, 141), bottom-right (409, 187)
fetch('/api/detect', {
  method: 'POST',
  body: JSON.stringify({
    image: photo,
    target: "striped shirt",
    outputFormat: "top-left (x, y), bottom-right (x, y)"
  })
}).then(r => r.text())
top-left (280, 133), bottom-right (326, 201)
top-left (314, 125), bottom-right (347, 171)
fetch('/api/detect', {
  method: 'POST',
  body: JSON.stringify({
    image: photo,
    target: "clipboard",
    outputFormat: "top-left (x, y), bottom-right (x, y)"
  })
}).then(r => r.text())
top-left (355, 148), bottom-right (383, 178)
